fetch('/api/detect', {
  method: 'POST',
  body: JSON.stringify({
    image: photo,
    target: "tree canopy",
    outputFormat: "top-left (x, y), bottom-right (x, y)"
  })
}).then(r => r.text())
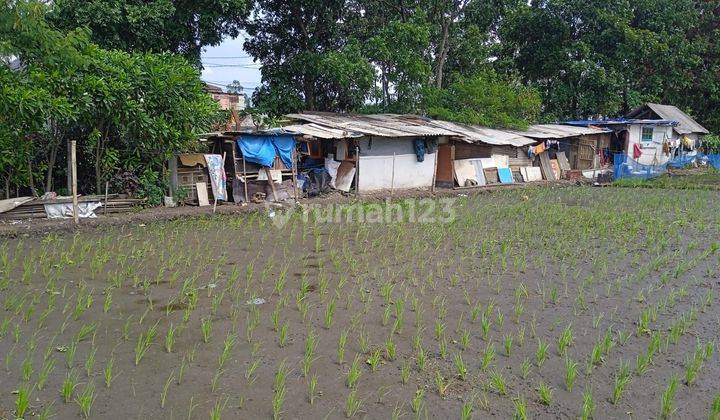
top-left (1, 0), bottom-right (220, 200)
top-left (243, 0), bottom-right (719, 135)
top-left (48, 0), bottom-right (249, 62)
top-left (3, 0), bottom-right (720, 199)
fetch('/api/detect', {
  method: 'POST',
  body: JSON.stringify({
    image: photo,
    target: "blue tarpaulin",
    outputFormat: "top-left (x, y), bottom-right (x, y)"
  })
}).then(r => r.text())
top-left (707, 154), bottom-right (720, 169)
top-left (272, 136), bottom-right (296, 168)
top-left (237, 134), bottom-right (296, 168)
top-left (614, 152), bottom-right (719, 180)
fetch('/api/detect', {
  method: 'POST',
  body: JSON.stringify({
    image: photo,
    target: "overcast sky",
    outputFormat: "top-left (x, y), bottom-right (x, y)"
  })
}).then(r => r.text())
top-left (200, 34), bottom-right (262, 93)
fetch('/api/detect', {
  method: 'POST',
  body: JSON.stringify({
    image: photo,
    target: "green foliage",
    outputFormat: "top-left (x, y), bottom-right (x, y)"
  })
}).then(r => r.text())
top-left (49, 0), bottom-right (249, 62)
top-left (500, 0), bottom-right (719, 131)
top-left (423, 71), bottom-right (541, 129)
top-left (1, 1), bottom-right (219, 197)
top-left (703, 135), bottom-right (720, 154)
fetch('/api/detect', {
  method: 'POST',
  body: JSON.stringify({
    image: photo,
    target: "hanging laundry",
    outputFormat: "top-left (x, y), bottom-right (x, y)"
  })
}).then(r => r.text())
top-left (204, 154), bottom-right (227, 201)
top-left (413, 138), bottom-right (426, 162)
top-left (633, 143), bottom-right (642, 159)
top-left (534, 142), bottom-right (546, 155)
top-left (662, 141), bottom-right (670, 156)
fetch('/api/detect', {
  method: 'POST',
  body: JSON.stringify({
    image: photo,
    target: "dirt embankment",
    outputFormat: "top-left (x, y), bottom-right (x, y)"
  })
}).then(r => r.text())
top-left (0, 182), bottom-right (567, 237)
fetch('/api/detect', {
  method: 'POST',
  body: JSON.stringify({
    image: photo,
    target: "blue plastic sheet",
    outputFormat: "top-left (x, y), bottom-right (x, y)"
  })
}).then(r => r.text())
top-left (614, 152), bottom-right (719, 180)
top-left (237, 135), bottom-right (276, 167)
top-left (272, 135), bottom-right (296, 168)
top-left (613, 153), bottom-right (668, 180)
top-left (498, 167), bottom-right (514, 184)
top-left (237, 135), bottom-right (296, 168)
top-left (707, 154), bottom-right (720, 170)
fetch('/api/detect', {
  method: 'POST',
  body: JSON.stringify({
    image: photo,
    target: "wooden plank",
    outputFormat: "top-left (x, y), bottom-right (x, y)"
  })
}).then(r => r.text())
top-left (454, 159), bottom-right (478, 187)
top-left (196, 182), bottom-right (210, 206)
top-left (556, 151), bottom-right (571, 171)
top-left (265, 167), bottom-right (278, 201)
top-left (435, 144), bottom-right (453, 184)
top-left (550, 159), bottom-right (561, 180)
top-left (539, 152), bottom-right (556, 181)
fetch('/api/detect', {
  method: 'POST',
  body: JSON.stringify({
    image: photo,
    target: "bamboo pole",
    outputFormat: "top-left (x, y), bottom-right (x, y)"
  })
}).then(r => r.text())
top-left (104, 181), bottom-right (109, 215)
top-left (71, 140), bottom-right (78, 225)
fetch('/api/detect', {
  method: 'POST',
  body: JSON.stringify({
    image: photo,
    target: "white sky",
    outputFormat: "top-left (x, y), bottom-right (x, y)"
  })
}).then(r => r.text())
top-left (200, 34), bottom-right (262, 92)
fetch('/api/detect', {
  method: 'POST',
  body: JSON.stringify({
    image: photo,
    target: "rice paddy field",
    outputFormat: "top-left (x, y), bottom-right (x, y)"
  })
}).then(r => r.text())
top-left (0, 186), bottom-right (719, 419)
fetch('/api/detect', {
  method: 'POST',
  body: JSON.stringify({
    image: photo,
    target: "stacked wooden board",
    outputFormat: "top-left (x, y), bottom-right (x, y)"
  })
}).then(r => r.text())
top-left (0, 195), bottom-right (144, 219)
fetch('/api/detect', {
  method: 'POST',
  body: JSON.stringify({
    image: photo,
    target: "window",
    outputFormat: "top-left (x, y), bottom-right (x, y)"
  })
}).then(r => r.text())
top-left (640, 127), bottom-right (654, 146)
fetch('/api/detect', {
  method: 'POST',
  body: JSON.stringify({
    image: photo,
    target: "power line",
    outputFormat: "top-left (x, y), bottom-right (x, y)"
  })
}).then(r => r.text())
top-left (202, 56), bottom-right (253, 59)
top-left (203, 63), bottom-right (262, 68)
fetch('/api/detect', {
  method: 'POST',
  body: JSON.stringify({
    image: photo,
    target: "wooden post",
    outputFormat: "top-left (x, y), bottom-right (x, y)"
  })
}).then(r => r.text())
top-left (265, 167), bottom-right (278, 201)
top-left (291, 148), bottom-right (298, 200)
top-left (390, 152), bottom-right (396, 196)
top-left (431, 144), bottom-right (439, 193)
top-left (450, 144), bottom-right (457, 188)
top-left (354, 145), bottom-right (360, 195)
top-left (104, 181), bottom-right (109, 215)
top-left (67, 139), bottom-right (72, 193)
top-left (241, 154), bottom-right (249, 203)
top-left (71, 140), bottom-right (79, 225)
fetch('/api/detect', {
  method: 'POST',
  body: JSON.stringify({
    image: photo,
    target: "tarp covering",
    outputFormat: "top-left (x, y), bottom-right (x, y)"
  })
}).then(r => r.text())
top-left (237, 134), bottom-right (296, 168)
top-left (614, 152), bottom-right (720, 180)
top-left (272, 135), bottom-right (296, 168)
top-left (44, 202), bottom-right (102, 219)
top-left (614, 153), bottom-right (667, 180)
top-left (707, 154), bottom-right (720, 169)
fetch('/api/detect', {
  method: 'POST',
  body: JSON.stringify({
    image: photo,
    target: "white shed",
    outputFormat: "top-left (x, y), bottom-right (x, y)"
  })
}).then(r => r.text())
top-left (627, 103), bottom-right (709, 149)
top-left (286, 113), bottom-right (458, 192)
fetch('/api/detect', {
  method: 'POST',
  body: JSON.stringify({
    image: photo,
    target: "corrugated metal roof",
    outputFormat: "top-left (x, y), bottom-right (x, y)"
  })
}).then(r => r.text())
top-left (514, 124), bottom-right (611, 139)
top-left (643, 103), bottom-right (709, 135)
top-left (282, 123), bottom-right (363, 139)
top-left (286, 112), bottom-right (460, 138)
top-left (286, 112), bottom-right (542, 147)
top-left (565, 119), bottom-right (678, 127)
top-left (428, 120), bottom-right (536, 146)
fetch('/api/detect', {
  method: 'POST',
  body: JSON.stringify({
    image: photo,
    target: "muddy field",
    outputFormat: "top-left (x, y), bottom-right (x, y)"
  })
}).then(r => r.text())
top-left (0, 186), bottom-right (718, 419)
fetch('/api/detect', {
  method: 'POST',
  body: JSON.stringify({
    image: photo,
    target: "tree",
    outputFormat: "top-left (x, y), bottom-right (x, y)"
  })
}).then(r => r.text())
top-left (48, 0), bottom-right (249, 62)
top-left (245, 0), bottom-right (374, 115)
top-left (1, 0), bottom-right (84, 195)
top-left (423, 71), bottom-right (541, 129)
top-left (499, 0), bottom-right (716, 128)
top-left (227, 80), bottom-right (244, 94)
top-left (1, 0), bottom-right (220, 199)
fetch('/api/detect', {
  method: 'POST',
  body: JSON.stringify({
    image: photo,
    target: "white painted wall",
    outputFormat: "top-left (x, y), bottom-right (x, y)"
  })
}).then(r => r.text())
top-left (626, 124), bottom-right (673, 165)
top-left (356, 137), bottom-right (437, 191)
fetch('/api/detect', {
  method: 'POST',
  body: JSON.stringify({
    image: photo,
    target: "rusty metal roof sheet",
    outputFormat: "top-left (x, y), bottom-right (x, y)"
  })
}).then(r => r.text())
top-left (636, 103), bottom-right (709, 135)
top-left (427, 120), bottom-right (536, 146)
top-left (282, 123), bottom-right (363, 139)
top-left (286, 112), bottom-right (543, 147)
top-left (514, 124), bottom-right (611, 139)
top-left (286, 112), bottom-right (460, 137)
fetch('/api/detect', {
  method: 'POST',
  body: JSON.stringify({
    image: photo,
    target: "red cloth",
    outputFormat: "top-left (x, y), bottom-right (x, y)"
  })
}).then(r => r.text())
top-left (633, 143), bottom-right (642, 159)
